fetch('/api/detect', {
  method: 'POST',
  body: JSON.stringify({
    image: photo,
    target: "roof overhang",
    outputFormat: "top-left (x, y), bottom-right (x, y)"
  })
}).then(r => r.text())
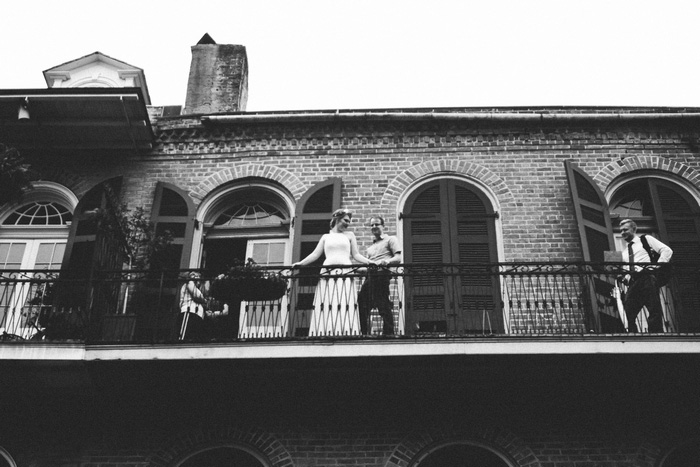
top-left (0, 88), bottom-right (154, 152)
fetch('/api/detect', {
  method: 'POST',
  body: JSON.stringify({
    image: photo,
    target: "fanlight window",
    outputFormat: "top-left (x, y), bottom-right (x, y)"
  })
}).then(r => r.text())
top-left (610, 180), bottom-right (651, 218)
top-left (2, 202), bottom-right (72, 226)
top-left (214, 202), bottom-right (286, 228)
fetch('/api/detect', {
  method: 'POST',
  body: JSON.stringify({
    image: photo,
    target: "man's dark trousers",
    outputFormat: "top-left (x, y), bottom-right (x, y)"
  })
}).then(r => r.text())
top-left (358, 268), bottom-right (394, 335)
top-left (624, 274), bottom-right (664, 333)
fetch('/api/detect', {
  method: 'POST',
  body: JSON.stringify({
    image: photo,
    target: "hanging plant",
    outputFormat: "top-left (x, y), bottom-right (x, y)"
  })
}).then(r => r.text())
top-left (209, 258), bottom-right (288, 303)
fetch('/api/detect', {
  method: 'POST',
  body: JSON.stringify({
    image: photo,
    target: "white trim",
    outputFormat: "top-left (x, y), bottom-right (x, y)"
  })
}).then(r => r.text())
top-left (3, 338), bottom-right (700, 362)
top-left (83, 337), bottom-right (700, 361)
top-left (0, 446), bottom-right (17, 467)
top-left (0, 226), bottom-right (70, 239)
top-left (0, 343), bottom-right (85, 360)
top-left (189, 182), bottom-right (295, 268)
top-left (0, 181), bottom-right (78, 224)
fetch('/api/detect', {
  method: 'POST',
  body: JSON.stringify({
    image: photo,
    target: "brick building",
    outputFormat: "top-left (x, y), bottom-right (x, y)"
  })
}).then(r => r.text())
top-left (0, 34), bottom-right (699, 466)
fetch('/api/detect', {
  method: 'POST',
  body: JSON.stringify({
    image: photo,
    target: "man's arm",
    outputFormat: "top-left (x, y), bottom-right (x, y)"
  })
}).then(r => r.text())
top-left (384, 236), bottom-right (402, 265)
top-left (647, 236), bottom-right (673, 263)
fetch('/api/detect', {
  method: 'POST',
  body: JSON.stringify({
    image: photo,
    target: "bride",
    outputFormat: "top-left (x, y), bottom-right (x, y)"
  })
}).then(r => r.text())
top-left (292, 209), bottom-right (374, 336)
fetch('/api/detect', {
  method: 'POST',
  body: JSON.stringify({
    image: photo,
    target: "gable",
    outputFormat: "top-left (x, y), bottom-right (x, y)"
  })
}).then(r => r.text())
top-left (43, 52), bottom-right (150, 105)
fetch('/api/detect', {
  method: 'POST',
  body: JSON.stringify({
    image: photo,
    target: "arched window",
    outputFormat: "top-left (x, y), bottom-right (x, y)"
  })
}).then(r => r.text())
top-left (3, 201), bottom-right (72, 226)
top-left (402, 178), bottom-right (501, 335)
top-left (0, 183), bottom-right (76, 270)
top-left (608, 176), bottom-right (700, 332)
top-left (660, 440), bottom-right (700, 467)
top-left (214, 202), bottom-right (285, 228)
top-left (178, 446), bottom-right (267, 467)
top-left (0, 183), bottom-right (76, 338)
top-left (413, 442), bottom-right (513, 467)
top-left (201, 185), bottom-right (292, 274)
top-left (195, 180), bottom-right (294, 338)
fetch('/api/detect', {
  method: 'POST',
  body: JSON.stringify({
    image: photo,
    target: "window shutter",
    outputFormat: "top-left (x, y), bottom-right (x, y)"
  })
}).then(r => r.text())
top-left (62, 177), bottom-right (124, 275)
top-left (564, 161), bottom-right (615, 263)
top-left (152, 182), bottom-right (196, 270)
top-left (291, 178), bottom-right (341, 263)
top-left (654, 182), bottom-right (700, 331)
top-left (564, 161), bottom-right (615, 332)
top-left (290, 178), bottom-right (341, 336)
top-left (404, 179), bottom-right (500, 334)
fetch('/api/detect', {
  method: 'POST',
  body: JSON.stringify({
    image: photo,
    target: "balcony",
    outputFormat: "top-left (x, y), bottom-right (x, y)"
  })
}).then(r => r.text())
top-left (1, 262), bottom-right (698, 345)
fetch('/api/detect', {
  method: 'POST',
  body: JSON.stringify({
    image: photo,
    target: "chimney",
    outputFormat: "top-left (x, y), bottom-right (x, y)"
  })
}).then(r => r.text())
top-left (183, 33), bottom-right (249, 114)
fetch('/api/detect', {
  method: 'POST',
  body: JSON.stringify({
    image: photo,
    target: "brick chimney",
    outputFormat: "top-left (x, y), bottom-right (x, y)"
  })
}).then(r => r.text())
top-left (183, 33), bottom-right (248, 114)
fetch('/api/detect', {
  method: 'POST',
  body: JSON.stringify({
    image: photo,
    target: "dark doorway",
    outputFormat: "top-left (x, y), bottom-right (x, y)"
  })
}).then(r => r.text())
top-left (179, 446), bottom-right (264, 467)
top-left (417, 443), bottom-right (510, 467)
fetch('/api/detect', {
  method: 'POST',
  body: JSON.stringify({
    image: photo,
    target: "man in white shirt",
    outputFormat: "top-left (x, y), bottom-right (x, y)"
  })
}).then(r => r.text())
top-left (358, 216), bottom-right (402, 336)
top-left (619, 219), bottom-right (673, 333)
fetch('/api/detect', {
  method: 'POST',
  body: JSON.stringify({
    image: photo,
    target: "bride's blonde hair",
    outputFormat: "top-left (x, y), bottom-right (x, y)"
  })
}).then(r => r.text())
top-left (330, 208), bottom-right (352, 228)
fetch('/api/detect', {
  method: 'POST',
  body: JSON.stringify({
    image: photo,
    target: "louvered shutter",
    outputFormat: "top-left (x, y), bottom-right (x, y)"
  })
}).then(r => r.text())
top-left (290, 178), bottom-right (341, 336)
top-left (151, 182), bottom-right (196, 271)
top-left (404, 179), bottom-right (500, 334)
top-left (59, 177), bottom-right (125, 337)
top-left (564, 161), bottom-right (616, 332)
top-left (452, 184), bottom-right (501, 333)
top-left (654, 183), bottom-right (700, 331)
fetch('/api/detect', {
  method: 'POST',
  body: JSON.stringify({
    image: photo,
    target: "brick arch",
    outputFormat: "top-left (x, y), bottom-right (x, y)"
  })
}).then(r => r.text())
top-left (32, 167), bottom-right (86, 195)
top-left (593, 155), bottom-right (700, 190)
top-left (190, 163), bottom-right (306, 202)
top-left (148, 424), bottom-right (293, 467)
top-left (380, 159), bottom-right (515, 215)
top-left (386, 426), bottom-right (540, 467)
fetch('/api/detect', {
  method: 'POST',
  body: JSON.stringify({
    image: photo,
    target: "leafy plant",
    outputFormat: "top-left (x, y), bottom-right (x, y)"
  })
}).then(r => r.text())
top-left (121, 206), bottom-right (174, 270)
top-left (87, 203), bottom-right (173, 270)
top-left (0, 144), bottom-right (37, 204)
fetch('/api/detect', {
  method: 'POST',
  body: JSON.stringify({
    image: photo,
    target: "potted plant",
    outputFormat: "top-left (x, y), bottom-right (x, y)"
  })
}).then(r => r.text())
top-left (0, 144), bottom-right (37, 205)
top-left (209, 258), bottom-right (288, 303)
top-left (99, 205), bottom-right (174, 342)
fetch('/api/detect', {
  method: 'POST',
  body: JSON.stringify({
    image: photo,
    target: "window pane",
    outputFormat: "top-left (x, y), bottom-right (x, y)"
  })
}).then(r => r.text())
top-left (159, 188), bottom-right (189, 217)
top-left (269, 242), bottom-right (286, 264)
top-left (303, 185), bottom-right (334, 213)
top-left (215, 202), bottom-right (285, 227)
top-left (251, 243), bottom-right (269, 264)
top-left (1, 244), bottom-right (26, 268)
top-left (35, 243), bottom-right (65, 270)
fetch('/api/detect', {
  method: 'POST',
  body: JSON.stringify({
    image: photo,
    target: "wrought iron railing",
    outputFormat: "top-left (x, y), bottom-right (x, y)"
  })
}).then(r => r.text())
top-left (1, 262), bottom-right (698, 343)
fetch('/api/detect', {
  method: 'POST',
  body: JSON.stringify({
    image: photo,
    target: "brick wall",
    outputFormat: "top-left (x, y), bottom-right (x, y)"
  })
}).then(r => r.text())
top-left (9, 423), bottom-right (670, 467)
top-left (27, 116), bottom-right (700, 264)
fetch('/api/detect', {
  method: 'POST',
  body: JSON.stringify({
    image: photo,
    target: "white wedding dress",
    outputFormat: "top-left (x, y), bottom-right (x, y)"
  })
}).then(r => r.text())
top-left (308, 232), bottom-right (360, 336)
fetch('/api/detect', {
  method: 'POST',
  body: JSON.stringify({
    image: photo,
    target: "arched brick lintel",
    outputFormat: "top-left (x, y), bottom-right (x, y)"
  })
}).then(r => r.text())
top-left (380, 159), bottom-right (515, 214)
top-left (594, 155), bottom-right (700, 190)
top-left (385, 426), bottom-right (540, 467)
top-left (190, 164), bottom-right (306, 202)
top-left (149, 424), bottom-right (293, 467)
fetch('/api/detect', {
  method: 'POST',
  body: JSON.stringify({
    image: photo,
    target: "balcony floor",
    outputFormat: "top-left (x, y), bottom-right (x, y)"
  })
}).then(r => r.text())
top-left (2, 333), bottom-right (700, 362)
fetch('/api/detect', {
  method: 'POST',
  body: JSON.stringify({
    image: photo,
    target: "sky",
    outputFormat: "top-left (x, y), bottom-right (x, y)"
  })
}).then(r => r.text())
top-left (2, 0), bottom-right (699, 111)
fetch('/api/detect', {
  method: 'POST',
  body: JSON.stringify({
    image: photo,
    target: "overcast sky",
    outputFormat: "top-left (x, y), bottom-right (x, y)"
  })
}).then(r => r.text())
top-left (2, 0), bottom-right (699, 111)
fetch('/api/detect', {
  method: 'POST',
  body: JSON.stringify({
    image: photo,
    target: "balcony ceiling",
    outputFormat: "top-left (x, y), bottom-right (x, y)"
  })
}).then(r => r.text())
top-left (0, 88), bottom-right (154, 151)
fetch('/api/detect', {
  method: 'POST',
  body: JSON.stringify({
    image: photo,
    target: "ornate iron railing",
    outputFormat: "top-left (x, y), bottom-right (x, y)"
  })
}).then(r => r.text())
top-left (1, 262), bottom-right (698, 343)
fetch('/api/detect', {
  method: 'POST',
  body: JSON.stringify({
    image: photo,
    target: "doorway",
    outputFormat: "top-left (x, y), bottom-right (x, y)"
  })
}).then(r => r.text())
top-left (403, 178), bottom-right (502, 334)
